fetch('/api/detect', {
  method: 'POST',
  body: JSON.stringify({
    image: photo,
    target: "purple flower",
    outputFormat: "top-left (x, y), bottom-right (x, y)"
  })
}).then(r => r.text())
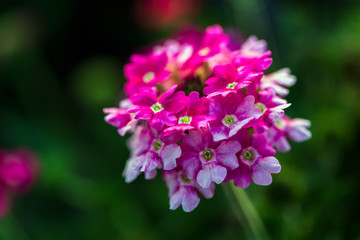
top-left (197, 25), bottom-right (230, 58)
top-left (153, 40), bottom-right (194, 71)
top-left (250, 87), bottom-right (291, 133)
top-left (203, 64), bottom-right (263, 96)
top-left (123, 126), bottom-right (157, 182)
top-left (180, 130), bottom-right (241, 188)
top-left (126, 126), bottom-right (182, 177)
top-left (266, 117), bottom-right (311, 152)
top-left (103, 108), bottom-right (136, 136)
top-left (128, 85), bottom-right (186, 130)
top-left (163, 170), bottom-right (215, 212)
top-left (260, 68), bottom-right (297, 97)
top-left (232, 36), bottom-right (272, 73)
top-left (186, 25), bottom-right (231, 73)
top-left (104, 24), bottom-right (312, 212)
top-left (163, 91), bottom-right (215, 135)
top-left (239, 36), bottom-right (268, 55)
top-left (124, 52), bottom-right (171, 95)
top-left (0, 149), bottom-right (38, 193)
top-left (208, 93), bottom-right (261, 141)
top-left (0, 148), bottom-right (39, 218)
top-left (226, 131), bottom-right (281, 188)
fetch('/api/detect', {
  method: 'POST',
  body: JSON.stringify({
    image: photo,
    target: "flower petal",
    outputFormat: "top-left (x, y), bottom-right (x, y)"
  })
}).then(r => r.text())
top-left (170, 187), bottom-right (184, 210)
top-left (228, 164), bottom-right (251, 189)
top-left (210, 164), bottom-right (227, 184)
top-left (179, 151), bottom-right (201, 180)
top-left (216, 140), bottom-right (241, 169)
top-left (182, 187), bottom-right (200, 212)
top-left (209, 121), bottom-right (229, 142)
top-left (162, 91), bottom-right (186, 113)
top-left (160, 144), bottom-right (181, 170)
top-left (141, 151), bottom-right (161, 172)
top-left (197, 166), bottom-right (212, 189)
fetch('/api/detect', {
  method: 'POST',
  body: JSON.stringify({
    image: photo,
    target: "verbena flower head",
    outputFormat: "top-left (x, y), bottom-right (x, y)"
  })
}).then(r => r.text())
top-left (104, 24), bottom-right (311, 212)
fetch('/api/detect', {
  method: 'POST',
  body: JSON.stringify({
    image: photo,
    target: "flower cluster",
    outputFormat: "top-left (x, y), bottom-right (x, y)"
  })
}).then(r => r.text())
top-left (104, 25), bottom-right (311, 212)
top-left (0, 148), bottom-right (38, 218)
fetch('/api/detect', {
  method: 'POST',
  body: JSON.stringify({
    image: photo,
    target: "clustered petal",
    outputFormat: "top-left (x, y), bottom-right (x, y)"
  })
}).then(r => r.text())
top-left (104, 25), bottom-right (311, 212)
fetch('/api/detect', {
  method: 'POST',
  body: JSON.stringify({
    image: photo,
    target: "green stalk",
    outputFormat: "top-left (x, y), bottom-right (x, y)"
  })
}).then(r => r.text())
top-left (223, 182), bottom-right (269, 240)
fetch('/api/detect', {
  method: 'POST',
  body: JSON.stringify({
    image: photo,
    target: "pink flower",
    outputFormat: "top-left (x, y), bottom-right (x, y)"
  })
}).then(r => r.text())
top-left (173, 26), bottom-right (203, 50)
top-left (197, 25), bottom-right (230, 58)
top-left (153, 40), bottom-right (195, 89)
top-left (103, 108), bottom-right (134, 136)
top-left (154, 40), bottom-right (194, 71)
top-left (186, 25), bottom-right (230, 72)
top-left (164, 91), bottom-right (215, 135)
top-left (180, 130), bottom-right (241, 188)
top-left (128, 85), bottom-right (186, 130)
top-left (226, 131), bottom-right (281, 188)
top-left (0, 149), bottom-right (38, 193)
top-left (250, 87), bottom-right (291, 133)
top-left (124, 52), bottom-right (171, 94)
top-left (260, 68), bottom-right (297, 97)
top-left (203, 64), bottom-right (263, 96)
top-left (163, 170), bottom-right (214, 212)
top-left (0, 148), bottom-right (39, 218)
top-left (104, 24), bottom-right (311, 212)
top-left (128, 127), bottom-right (182, 175)
top-left (123, 126), bottom-right (159, 182)
top-left (266, 117), bottom-right (311, 152)
top-left (208, 93), bottom-right (261, 141)
top-left (239, 36), bottom-right (268, 55)
top-left (232, 36), bottom-right (272, 73)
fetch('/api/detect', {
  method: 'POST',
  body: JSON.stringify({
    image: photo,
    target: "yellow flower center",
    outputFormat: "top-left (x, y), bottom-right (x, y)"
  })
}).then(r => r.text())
top-left (143, 72), bottom-right (155, 83)
top-left (178, 116), bottom-right (192, 124)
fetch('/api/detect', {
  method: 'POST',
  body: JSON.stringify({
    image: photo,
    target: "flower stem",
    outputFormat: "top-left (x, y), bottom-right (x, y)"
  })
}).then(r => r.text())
top-left (223, 182), bottom-right (269, 240)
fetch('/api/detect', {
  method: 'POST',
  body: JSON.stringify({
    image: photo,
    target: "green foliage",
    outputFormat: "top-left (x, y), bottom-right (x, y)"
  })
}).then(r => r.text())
top-left (0, 1), bottom-right (359, 239)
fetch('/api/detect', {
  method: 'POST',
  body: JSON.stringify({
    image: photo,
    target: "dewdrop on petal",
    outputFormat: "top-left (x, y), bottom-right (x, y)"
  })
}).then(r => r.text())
top-left (104, 24), bottom-right (311, 212)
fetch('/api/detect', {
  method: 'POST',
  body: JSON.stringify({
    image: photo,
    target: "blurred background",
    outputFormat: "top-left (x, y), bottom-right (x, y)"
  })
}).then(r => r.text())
top-left (0, 0), bottom-right (359, 239)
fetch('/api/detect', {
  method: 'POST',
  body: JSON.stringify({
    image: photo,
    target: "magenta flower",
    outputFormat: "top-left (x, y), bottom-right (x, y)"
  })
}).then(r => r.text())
top-left (266, 117), bottom-right (312, 152)
top-left (127, 127), bottom-right (182, 176)
top-left (208, 93), bottom-right (261, 141)
top-left (153, 40), bottom-right (194, 71)
top-left (164, 91), bottom-right (215, 135)
top-left (226, 130), bottom-right (281, 188)
top-left (163, 170), bottom-right (214, 212)
top-left (250, 87), bottom-right (291, 133)
top-left (103, 108), bottom-right (136, 136)
top-left (203, 64), bottom-right (263, 96)
top-left (232, 36), bottom-right (272, 74)
top-left (128, 85), bottom-right (186, 130)
top-left (123, 126), bottom-right (159, 182)
top-left (260, 68), bottom-right (297, 97)
top-left (124, 52), bottom-right (171, 94)
top-left (0, 148), bottom-right (39, 218)
top-left (104, 24), bottom-right (311, 212)
top-left (186, 25), bottom-right (230, 72)
top-left (239, 36), bottom-right (268, 55)
top-left (180, 130), bottom-right (241, 188)
top-left (196, 24), bottom-right (229, 58)
top-left (0, 149), bottom-right (38, 193)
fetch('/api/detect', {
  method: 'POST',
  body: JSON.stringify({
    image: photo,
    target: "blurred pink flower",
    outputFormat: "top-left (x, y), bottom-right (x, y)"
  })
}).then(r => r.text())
top-left (0, 148), bottom-right (39, 218)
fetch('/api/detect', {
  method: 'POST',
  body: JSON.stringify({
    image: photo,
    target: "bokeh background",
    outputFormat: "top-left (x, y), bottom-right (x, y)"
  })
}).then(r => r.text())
top-left (0, 0), bottom-right (360, 239)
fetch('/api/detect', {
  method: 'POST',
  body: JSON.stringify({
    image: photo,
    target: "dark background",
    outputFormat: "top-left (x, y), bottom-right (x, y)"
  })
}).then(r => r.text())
top-left (0, 0), bottom-right (359, 239)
